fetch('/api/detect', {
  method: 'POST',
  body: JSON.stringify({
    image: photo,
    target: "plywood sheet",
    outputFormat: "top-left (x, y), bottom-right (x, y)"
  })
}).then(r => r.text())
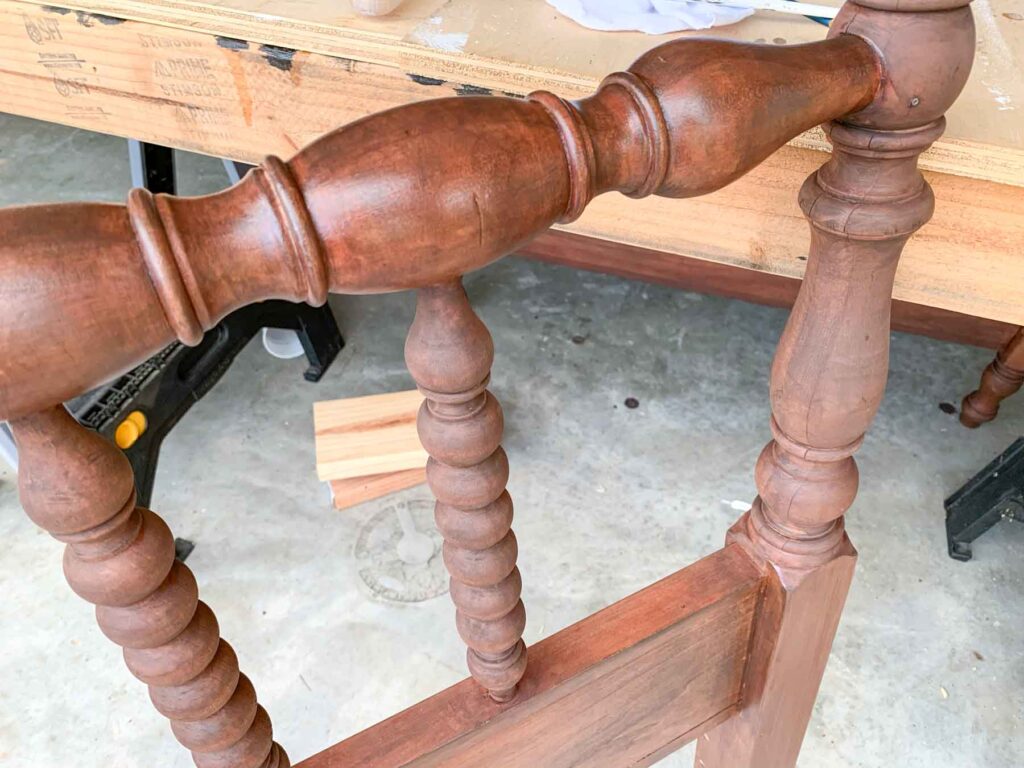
top-left (12, 0), bottom-right (1024, 185)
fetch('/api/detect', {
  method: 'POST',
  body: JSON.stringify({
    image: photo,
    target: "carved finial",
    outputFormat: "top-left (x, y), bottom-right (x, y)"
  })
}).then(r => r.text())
top-left (12, 407), bottom-right (289, 768)
top-left (405, 280), bottom-right (527, 702)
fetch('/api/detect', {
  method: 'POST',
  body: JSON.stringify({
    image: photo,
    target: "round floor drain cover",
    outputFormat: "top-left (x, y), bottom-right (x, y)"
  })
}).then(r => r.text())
top-left (354, 498), bottom-right (448, 603)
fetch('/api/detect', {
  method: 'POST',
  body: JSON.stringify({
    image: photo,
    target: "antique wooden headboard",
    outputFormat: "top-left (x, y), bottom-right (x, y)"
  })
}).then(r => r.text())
top-left (0, 1), bottom-right (975, 766)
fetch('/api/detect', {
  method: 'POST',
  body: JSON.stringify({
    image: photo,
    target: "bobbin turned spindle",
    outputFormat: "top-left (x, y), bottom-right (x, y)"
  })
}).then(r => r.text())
top-left (405, 280), bottom-right (527, 702)
top-left (10, 408), bottom-right (289, 768)
top-left (0, 5), bottom-right (978, 762)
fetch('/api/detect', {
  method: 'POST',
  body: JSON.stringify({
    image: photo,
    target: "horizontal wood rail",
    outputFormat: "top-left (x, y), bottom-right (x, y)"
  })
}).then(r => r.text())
top-left (3, 2), bottom-right (978, 765)
top-left (0, 34), bottom-right (880, 422)
top-left (299, 544), bottom-right (763, 768)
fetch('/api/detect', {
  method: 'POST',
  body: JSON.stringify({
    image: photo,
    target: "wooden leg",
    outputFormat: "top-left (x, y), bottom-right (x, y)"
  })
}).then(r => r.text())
top-left (695, 110), bottom-right (950, 768)
top-left (961, 327), bottom-right (1024, 427)
top-left (11, 407), bottom-right (288, 768)
top-left (405, 279), bottom-right (527, 702)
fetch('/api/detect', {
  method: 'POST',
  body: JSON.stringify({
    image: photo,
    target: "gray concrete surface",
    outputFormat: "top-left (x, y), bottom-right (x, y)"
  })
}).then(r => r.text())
top-left (0, 113), bottom-right (1022, 767)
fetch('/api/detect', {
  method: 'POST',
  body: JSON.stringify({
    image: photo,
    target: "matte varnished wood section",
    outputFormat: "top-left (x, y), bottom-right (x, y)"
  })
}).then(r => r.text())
top-left (0, 34), bottom-right (879, 421)
top-left (299, 545), bottom-right (762, 768)
top-left (696, 2), bottom-right (976, 766)
top-left (0, 7), bottom-right (975, 765)
top-left (960, 327), bottom-right (1024, 427)
top-left (9, 407), bottom-right (288, 768)
top-left (405, 280), bottom-right (526, 702)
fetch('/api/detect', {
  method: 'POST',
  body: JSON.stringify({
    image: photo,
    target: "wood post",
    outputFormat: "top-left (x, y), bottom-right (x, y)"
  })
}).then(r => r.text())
top-left (961, 327), bottom-right (1024, 427)
top-left (10, 407), bottom-right (288, 768)
top-left (695, 2), bottom-right (975, 765)
top-left (404, 280), bottom-right (527, 702)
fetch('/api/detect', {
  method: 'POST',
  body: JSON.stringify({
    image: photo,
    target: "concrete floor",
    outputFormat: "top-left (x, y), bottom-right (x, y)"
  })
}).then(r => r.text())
top-left (0, 112), bottom-right (1022, 767)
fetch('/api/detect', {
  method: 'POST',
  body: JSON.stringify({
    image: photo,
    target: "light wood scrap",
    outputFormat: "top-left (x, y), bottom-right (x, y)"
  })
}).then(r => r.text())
top-left (330, 467), bottom-right (428, 510)
top-left (314, 390), bottom-right (427, 481)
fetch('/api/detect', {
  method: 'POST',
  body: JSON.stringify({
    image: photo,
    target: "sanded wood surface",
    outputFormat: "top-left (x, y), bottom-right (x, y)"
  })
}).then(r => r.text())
top-left (298, 544), bottom-right (763, 768)
top-left (7, 0), bottom-right (1022, 184)
top-left (1, 1), bottom-right (1021, 327)
top-left (329, 467), bottom-right (427, 510)
top-left (314, 391), bottom-right (427, 481)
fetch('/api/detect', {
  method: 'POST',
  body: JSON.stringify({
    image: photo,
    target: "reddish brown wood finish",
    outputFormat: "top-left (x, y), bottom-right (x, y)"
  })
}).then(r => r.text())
top-left (519, 230), bottom-right (1019, 351)
top-left (299, 545), bottom-right (762, 768)
top-left (0, 34), bottom-right (879, 422)
top-left (960, 327), bottom-right (1024, 427)
top-left (9, 407), bottom-right (288, 768)
top-left (405, 280), bottom-right (527, 702)
top-left (697, 1), bottom-right (976, 765)
top-left (0, 3), bottom-right (978, 765)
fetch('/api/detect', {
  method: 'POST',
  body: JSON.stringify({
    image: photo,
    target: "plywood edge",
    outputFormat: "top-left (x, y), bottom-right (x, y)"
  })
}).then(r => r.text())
top-left (297, 544), bottom-right (764, 768)
top-left (15, 0), bottom-right (1022, 187)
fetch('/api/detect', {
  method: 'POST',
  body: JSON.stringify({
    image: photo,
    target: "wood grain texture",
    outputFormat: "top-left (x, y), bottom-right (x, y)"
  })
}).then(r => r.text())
top-left (960, 327), bottom-right (1024, 427)
top-left (698, 3), bottom-right (976, 764)
top-left (0, 31), bottom-right (883, 421)
top-left (0, 7), bottom-right (985, 765)
top-left (298, 544), bottom-right (763, 768)
top-left (8, 0), bottom-right (1021, 184)
top-left (314, 390), bottom-right (427, 481)
top-left (405, 280), bottom-right (526, 702)
top-left (2, 2), bottom-right (1021, 330)
top-left (10, 407), bottom-right (289, 768)
top-left (519, 231), bottom-right (1020, 351)
top-left (330, 467), bottom-right (427, 510)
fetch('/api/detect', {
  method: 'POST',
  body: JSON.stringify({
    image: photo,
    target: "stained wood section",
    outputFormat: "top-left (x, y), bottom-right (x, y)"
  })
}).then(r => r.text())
top-left (961, 327), bottom-right (1024, 427)
top-left (11, 407), bottom-right (289, 767)
top-left (406, 280), bottom-right (528, 701)
top-left (313, 391), bottom-right (427, 481)
top-left (298, 544), bottom-right (763, 768)
top-left (329, 467), bottom-right (427, 510)
top-left (519, 231), bottom-right (1020, 351)
top-left (1, 1), bottom-right (1022, 328)
top-left (700, 4), bottom-right (977, 763)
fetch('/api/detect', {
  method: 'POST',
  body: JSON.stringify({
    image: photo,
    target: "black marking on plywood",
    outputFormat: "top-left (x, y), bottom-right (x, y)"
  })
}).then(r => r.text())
top-left (259, 44), bottom-right (296, 72)
top-left (455, 83), bottom-right (492, 97)
top-left (408, 73), bottom-right (446, 87)
top-left (216, 36), bottom-right (250, 51)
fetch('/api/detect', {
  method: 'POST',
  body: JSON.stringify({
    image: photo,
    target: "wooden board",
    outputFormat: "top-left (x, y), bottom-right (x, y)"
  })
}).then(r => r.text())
top-left (9, 0), bottom-right (1023, 186)
top-left (1, 2), bottom-right (1021, 327)
top-left (298, 544), bottom-right (763, 768)
top-left (330, 467), bottom-right (427, 510)
top-left (314, 390), bottom-right (427, 481)
top-left (520, 231), bottom-right (1020, 351)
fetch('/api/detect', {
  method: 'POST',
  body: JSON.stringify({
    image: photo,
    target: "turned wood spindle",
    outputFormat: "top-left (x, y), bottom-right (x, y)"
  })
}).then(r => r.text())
top-left (697, 2), bottom-right (975, 765)
top-left (10, 407), bottom-right (288, 768)
top-left (960, 327), bottom-right (1024, 427)
top-left (405, 280), bottom-right (527, 703)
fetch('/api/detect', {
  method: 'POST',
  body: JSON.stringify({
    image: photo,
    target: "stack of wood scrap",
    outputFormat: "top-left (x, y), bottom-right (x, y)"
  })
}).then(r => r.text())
top-left (314, 390), bottom-right (428, 510)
